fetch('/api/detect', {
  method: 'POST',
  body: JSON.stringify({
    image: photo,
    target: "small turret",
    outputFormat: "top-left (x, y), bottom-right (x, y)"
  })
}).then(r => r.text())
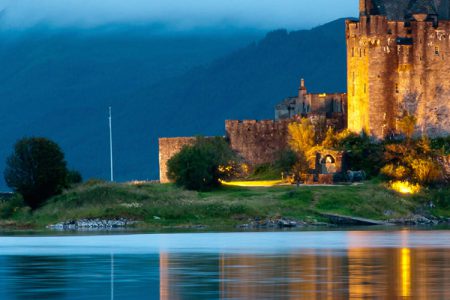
top-left (299, 78), bottom-right (307, 98)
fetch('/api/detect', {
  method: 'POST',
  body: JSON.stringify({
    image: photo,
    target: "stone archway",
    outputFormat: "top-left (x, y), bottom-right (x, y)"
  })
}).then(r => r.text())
top-left (320, 154), bottom-right (336, 174)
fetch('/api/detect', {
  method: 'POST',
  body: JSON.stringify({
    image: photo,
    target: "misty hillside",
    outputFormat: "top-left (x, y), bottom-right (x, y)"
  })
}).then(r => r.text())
top-left (0, 19), bottom-right (347, 189)
top-left (0, 26), bottom-right (261, 189)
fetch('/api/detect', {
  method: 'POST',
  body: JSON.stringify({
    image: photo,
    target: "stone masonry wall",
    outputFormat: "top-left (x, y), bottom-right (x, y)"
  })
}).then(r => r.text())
top-left (347, 16), bottom-right (450, 138)
top-left (159, 137), bottom-right (196, 183)
top-left (225, 120), bottom-right (290, 166)
top-left (159, 121), bottom-right (291, 182)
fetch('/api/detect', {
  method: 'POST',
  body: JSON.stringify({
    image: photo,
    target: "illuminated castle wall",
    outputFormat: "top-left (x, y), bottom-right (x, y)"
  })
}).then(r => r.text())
top-left (347, 0), bottom-right (450, 138)
top-left (158, 0), bottom-right (450, 182)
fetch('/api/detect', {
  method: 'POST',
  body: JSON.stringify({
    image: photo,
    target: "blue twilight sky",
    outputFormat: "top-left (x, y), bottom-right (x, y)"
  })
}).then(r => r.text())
top-left (0, 0), bottom-right (358, 31)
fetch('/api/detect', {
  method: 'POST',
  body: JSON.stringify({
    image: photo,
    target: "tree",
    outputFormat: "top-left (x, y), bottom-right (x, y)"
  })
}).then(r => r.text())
top-left (290, 151), bottom-right (310, 179)
top-left (288, 118), bottom-right (316, 155)
top-left (381, 137), bottom-right (444, 185)
top-left (336, 132), bottom-right (384, 177)
top-left (4, 137), bottom-right (69, 209)
top-left (322, 127), bottom-right (338, 148)
top-left (167, 137), bottom-right (238, 191)
top-left (274, 149), bottom-right (298, 173)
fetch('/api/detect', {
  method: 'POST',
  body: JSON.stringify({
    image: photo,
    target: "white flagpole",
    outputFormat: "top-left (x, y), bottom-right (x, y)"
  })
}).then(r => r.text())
top-left (109, 107), bottom-right (114, 182)
top-left (111, 252), bottom-right (114, 300)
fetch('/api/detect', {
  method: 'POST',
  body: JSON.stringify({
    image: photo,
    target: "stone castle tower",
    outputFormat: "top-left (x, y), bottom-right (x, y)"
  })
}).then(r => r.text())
top-left (347, 0), bottom-right (450, 138)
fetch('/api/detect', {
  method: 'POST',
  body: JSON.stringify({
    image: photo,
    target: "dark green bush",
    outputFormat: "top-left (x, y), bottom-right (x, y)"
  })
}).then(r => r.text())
top-left (167, 137), bottom-right (238, 191)
top-left (430, 137), bottom-right (450, 154)
top-left (4, 137), bottom-right (71, 209)
top-left (336, 133), bottom-right (384, 177)
top-left (274, 149), bottom-right (298, 173)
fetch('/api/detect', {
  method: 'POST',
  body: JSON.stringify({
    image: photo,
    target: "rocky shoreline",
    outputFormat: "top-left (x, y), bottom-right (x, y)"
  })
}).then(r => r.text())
top-left (388, 215), bottom-right (450, 226)
top-left (44, 214), bottom-right (450, 231)
top-left (236, 217), bottom-right (330, 229)
top-left (236, 215), bottom-right (450, 229)
top-left (47, 218), bottom-right (139, 230)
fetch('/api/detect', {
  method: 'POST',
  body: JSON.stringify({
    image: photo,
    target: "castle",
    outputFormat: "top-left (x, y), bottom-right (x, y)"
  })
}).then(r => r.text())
top-left (159, 0), bottom-right (450, 182)
top-left (275, 79), bottom-right (347, 130)
top-left (348, 0), bottom-right (450, 138)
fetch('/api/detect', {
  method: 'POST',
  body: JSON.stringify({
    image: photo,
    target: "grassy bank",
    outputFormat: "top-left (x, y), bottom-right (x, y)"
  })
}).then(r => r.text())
top-left (0, 180), bottom-right (449, 229)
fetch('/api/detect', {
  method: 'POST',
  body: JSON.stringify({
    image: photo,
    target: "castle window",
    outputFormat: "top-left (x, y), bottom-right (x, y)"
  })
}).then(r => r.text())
top-left (359, 48), bottom-right (362, 57)
top-left (435, 47), bottom-right (440, 55)
top-left (395, 84), bottom-right (399, 93)
top-left (387, 29), bottom-right (392, 35)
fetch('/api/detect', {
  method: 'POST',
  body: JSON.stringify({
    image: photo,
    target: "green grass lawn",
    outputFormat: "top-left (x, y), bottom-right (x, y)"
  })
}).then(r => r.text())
top-left (0, 180), bottom-right (448, 229)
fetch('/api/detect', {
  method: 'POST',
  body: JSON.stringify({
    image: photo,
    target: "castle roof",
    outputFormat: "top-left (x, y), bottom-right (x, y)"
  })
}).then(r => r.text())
top-left (371, 0), bottom-right (449, 20)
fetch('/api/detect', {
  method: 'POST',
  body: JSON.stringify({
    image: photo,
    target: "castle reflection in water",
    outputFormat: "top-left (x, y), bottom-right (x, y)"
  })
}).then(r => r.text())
top-left (159, 233), bottom-right (450, 299)
top-left (1, 232), bottom-right (449, 299)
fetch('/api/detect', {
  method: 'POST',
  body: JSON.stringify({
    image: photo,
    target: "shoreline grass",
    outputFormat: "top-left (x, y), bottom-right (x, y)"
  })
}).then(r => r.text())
top-left (0, 180), bottom-right (449, 230)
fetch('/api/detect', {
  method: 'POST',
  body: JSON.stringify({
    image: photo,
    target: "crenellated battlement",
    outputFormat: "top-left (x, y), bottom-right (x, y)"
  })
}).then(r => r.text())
top-left (225, 119), bottom-right (291, 131)
top-left (347, 2), bottom-right (450, 138)
top-left (225, 120), bottom-right (291, 166)
top-left (347, 17), bottom-right (450, 38)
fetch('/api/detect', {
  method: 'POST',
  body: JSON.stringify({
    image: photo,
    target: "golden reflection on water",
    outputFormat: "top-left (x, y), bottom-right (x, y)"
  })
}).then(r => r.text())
top-left (159, 252), bottom-right (169, 300)
top-left (159, 244), bottom-right (450, 299)
top-left (401, 248), bottom-right (411, 298)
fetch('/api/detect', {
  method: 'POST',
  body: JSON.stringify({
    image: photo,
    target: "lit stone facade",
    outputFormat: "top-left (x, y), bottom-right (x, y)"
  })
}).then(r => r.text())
top-left (347, 0), bottom-right (450, 138)
top-left (158, 0), bottom-right (450, 182)
top-left (158, 137), bottom-right (196, 183)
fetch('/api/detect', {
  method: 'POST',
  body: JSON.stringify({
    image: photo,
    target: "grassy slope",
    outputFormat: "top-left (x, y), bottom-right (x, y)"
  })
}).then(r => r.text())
top-left (1, 180), bottom-right (448, 229)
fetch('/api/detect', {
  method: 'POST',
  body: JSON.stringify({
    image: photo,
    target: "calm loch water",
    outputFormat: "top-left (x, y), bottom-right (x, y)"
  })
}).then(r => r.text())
top-left (0, 230), bottom-right (449, 299)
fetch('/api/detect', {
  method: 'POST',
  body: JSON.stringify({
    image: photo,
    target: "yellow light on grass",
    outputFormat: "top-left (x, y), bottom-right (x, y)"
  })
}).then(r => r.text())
top-left (220, 180), bottom-right (283, 187)
top-left (391, 181), bottom-right (421, 194)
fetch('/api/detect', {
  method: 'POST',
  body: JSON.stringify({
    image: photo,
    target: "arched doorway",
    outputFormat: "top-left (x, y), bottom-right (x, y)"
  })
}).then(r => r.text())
top-left (320, 155), bottom-right (336, 174)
